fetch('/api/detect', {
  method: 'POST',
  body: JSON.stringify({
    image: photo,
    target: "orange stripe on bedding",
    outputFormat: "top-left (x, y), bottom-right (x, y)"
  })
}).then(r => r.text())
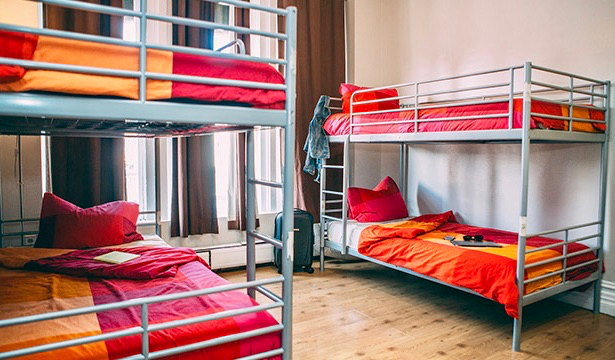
top-left (561, 104), bottom-right (607, 132)
top-left (0, 268), bottom-right (106, 359)
top-left (419, 230), bottom-right (562, 294)
top-left (0, 34), bottom-right (172, 100)
top-left (0, 248), bottom-right (71, 269)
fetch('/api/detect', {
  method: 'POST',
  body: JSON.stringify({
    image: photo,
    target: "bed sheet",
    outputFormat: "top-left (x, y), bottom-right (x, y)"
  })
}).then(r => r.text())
top-left (0, 30), bottom-right (285, 109)
top-left (0, 246), bottom-right (280, 359)
top-left (356, 211), bottom-right (599, 319)
top-left (323, 98), bottom-right (605, 135)
top-left (327, 217), bottom-right (409, 249)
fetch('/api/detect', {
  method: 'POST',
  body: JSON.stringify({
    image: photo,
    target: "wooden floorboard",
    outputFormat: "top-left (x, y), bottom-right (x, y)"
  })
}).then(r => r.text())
top-left (221, 260), bottom-right (615, 360)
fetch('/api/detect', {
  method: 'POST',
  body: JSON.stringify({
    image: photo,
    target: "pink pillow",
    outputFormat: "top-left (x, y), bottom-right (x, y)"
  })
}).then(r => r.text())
top-left (347, 176), bottom-right (408, 222)
top-left (35, 193), bottom-right (143, 249)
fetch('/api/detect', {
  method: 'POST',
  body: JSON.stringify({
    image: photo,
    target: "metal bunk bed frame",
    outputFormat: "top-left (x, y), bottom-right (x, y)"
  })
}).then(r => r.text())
top-left (318, 62), bottom-right (610, 352)
top-left (0, 0), bottom-right (297, 359)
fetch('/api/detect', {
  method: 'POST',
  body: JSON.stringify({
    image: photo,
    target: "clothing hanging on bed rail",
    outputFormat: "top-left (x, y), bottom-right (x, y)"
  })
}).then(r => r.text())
top-left (303, 94), bottom-right (331, 182)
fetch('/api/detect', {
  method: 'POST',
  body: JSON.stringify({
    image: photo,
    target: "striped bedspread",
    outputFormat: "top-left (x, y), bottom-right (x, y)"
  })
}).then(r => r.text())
top-left (0, 247), bottom-right (280, 359)
top-left (0, 30), bottom-right (286, 109)
top-left (358, 211), bottom-right (599, 318)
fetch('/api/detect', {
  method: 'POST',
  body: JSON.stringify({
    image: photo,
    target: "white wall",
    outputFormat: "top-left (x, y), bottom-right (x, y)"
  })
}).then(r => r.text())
top-left (347, 0), bottom-right (615, 283)
top-left (0, 0), bottom-right (39, 27)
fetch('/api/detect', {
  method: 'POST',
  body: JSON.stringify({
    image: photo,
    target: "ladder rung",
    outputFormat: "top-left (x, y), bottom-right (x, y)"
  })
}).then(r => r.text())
top-left (248, 179), bottom-right (283, 189)
top-left (323, 190), bottom-right (344, 196)
top-left (247, 230), bottom-right (283, 249)
top-left (324, 209), bottom-right (343, 213)
top-left (322, 215), bottom-right (342, 222)
top-left (324, 200), bottom-right (343, 204)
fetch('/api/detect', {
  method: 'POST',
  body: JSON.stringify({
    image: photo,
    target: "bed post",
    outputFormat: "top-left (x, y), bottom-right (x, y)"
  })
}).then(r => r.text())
top-left (246, 130), bottom-right (256, 299)
top-left (281, 6), bottom-right (297, 360)
top-left (400, 143), bottom-right (408, 209)
top-left (513, 61), bottom-right (532, 352)
top-left (320, 158), bottom-right (327, 272)
top-left (154, 138), bottom-right (162, 237)
top-left (341, 135), bottom-right (350, 255)
top-left (0, 140), bottom-right (3, 248)
top-left (594, 80), bottom-right (610, 313)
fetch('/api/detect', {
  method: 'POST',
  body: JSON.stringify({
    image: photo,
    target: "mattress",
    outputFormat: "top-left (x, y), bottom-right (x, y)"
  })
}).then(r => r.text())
top-left (354, 211), bottom-right (599, 319)
top-left (0, 30), bottom-right (285, 109)
top-left (0, 244), bottom-right (280, 359)
top-left (327, 217), bottom-right (409, 249)
top-left (323, 98), bottom-right (606, 135)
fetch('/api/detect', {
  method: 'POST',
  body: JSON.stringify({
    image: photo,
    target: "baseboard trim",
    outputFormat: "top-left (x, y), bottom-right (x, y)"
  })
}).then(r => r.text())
top-left (553, 280), bottom-right (615, 317)
top-left (196, 242), bottom-right (273, 270)
top-left (601, 280), bottom-right (615, 317)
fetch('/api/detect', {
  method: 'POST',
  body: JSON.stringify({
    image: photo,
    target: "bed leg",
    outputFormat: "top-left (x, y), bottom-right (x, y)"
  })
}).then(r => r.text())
top-left (319, 222), bottom-right (325, 272)
top-left (593, 279), bottom-right (602, 314)
top-left (319, 245), bottom-right (325, 272)
top-left (512, 316), bottom-right (522, 352)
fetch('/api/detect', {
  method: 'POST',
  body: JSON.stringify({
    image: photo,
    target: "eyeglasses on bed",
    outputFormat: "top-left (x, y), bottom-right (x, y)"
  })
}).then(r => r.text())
top-left (463, 235), bottom-right (484, 242)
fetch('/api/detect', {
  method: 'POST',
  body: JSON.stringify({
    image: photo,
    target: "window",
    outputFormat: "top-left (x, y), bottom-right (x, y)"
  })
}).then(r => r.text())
top-left (123, 1), bottom-right (283, 226)
top-left (212, 3), bottom-right (282, 217)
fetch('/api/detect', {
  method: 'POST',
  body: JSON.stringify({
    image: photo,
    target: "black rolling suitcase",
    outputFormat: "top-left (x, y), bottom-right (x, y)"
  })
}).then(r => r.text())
top-left (274, 209), bottom-right (314, 274)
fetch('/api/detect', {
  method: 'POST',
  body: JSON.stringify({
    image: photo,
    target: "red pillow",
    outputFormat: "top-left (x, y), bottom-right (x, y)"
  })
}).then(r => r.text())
top-left (35, 193), bottom-right (143, 249)
top-left (347, 176), bottom-right (409, 223)
top-left (340, 83), bottom-right (400, 113)
top-left (0, 30), bottom-right (38, 83)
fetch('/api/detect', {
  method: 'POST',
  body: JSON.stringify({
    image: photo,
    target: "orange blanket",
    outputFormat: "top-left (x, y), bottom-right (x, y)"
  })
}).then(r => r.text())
top-left (358, 211), bottom-right (599, 318)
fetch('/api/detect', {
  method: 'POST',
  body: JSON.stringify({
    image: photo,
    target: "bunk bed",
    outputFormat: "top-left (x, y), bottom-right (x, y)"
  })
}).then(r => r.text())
top-left (317, 63), bottom-right (610, 352)
top-left (0, 1), bottom-right (297, 359)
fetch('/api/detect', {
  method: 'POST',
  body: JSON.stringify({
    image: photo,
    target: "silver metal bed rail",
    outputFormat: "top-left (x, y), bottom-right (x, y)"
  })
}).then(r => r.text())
top-left (522, 220), bottom-right (602, 282)
top-left (347, 63), bottom-right (609, 135)
top-left (0, 277), bottom-right (285, 360)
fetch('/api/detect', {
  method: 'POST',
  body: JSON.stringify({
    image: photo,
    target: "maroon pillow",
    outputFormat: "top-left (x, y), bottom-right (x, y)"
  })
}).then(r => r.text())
top-left (347, 176), bottom-right (409, 222)
top-left (35, 193), bottom-right (143, 249)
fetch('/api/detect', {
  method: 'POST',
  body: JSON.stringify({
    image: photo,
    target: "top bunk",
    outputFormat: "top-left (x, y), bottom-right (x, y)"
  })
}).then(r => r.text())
top-left (325, 63), bottom-right (610, 144)
top-left (0, 0), bottom-right (297, 137)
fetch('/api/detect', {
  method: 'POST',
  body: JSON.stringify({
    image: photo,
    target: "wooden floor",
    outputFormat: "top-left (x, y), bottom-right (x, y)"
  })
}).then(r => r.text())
top-left (221, 260), bottom-right (615, 360)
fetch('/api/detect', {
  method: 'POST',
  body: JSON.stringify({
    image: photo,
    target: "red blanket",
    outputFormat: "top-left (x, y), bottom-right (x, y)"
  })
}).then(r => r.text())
top-left (324, 99), bottom-right (606, 135)
top-left (25, 247), bottom-right (208, 279)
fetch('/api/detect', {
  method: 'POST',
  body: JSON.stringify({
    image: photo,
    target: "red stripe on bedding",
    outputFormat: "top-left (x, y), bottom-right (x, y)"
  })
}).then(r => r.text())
top-left (170, 52), bottom-right (286, 109)
top-left (0, 30), bottom-right (38, 83)
top-left (90, 261), bottom-right (280, 359)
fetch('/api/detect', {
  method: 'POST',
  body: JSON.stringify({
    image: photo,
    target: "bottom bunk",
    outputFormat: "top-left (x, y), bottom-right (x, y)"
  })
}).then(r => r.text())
top-left (321, 211), bottom-right (602, 348)
top-left (323, 211), bottom-right (600, 317)
top-left (0, 237), bottom-right (282, 359)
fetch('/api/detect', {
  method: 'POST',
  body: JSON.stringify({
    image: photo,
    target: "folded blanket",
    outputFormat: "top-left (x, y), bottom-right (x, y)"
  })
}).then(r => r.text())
top-left (24, 247), bottom-right (208, 279)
